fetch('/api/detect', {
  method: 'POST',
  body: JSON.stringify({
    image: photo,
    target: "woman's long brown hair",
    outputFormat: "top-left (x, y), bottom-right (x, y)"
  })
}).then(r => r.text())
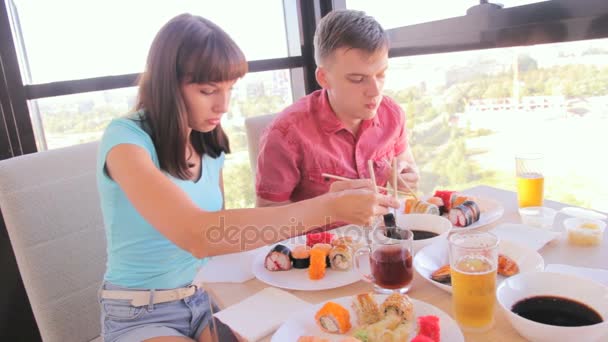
top-left (135, 13), bottom-right (247, 179)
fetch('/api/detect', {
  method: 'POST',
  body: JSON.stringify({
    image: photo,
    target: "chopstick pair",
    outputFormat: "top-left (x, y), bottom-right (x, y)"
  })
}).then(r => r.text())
top-left (321, 173), bottom-right (414, 198)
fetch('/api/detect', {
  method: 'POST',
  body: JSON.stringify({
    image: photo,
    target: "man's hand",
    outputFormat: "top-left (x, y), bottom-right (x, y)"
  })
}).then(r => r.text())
top-left (393, 160), bottom-right (419, 192)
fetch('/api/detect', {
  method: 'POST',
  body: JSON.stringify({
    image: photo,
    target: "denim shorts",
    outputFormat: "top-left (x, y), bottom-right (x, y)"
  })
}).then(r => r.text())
top-left (99, 282), bottom-right (237, 342)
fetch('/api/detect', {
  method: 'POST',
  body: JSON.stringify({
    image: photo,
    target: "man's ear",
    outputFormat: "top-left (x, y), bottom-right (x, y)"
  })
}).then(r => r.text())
top-left (315, 66), bottom-right (330, 89)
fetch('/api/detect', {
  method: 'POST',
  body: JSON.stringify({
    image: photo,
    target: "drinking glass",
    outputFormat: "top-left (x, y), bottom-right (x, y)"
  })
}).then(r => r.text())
top-left (449, 231), bottom-right (499, 332)
top-left (515, 153), bottom-right (544, 208)
top-left (354, 225), bottom-right (414, 294)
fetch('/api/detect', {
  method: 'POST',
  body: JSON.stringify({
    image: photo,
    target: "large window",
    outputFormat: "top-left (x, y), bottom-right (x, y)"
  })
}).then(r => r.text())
top-left (384, 38), bottom-right (608, 212)
top-left (345, 0), bottom-right (543, 28)
top-left (12, 0), bottom-right (290, 84)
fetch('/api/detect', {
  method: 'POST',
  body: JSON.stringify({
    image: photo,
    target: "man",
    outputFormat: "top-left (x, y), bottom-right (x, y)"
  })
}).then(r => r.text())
top-left (256, 9), bottom-right (418, 207)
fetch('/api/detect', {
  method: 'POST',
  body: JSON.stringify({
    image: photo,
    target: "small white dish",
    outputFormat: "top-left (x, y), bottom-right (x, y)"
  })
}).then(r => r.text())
top-left (518, 206), bottom-right (558, 229)
top-left (563, 217), bottom-right (606, 246)
top-left (414, 238), bottom-right (545, 293)
top-left (394, 213), bottom-right (452, 252)
top-left (497, 271), bottom-right (608, 342)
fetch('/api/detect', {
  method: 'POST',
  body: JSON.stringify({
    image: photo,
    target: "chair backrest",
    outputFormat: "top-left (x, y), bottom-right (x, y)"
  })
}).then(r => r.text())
top-left (244, 113), bottom-right (277, 178)
top-left (0, 142), bottom-right (105, 342)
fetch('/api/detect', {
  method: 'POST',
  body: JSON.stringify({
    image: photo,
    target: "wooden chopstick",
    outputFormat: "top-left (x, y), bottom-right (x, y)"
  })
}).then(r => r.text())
top-left (321, 173), bottom-right (413, 197)
top-left (396, 173), bottom-right (419, 200)
top-left (392, 158), bottom-right (398, 201)
top-left (367, 160), bottom-right (379, 194)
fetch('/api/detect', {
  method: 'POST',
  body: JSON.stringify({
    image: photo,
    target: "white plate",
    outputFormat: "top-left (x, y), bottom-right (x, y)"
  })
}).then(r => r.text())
top-left (414, 238), bottom-right (545, 293)
top-left (401, 195), bottom-right (504, 231)
top-left (272, 294), bottom-right (464, 342)
top-left (448, 196), bottom-right (504, 231)
top-left (252, 244), bottom-right (363, 291)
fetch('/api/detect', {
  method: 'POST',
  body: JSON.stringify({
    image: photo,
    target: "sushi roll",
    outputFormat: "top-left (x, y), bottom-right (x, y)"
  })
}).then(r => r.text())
top-left (404, 198), bottom-right (418, 214)
top-left (331, 236), bottom-right (353, 248)
top-left (462, 200), bottom-right (480, 221)
top-left (308, 248), bottom-right (327, 280)
top-left (291, 245), bottom-right (311, 269)
top-left (452, 195), bottom-right (477, 209)
top-left (315, 301), bottom-right (352, 334)
top-left (306, 231), bottom-right (334, 247)
top-left (264, 244), bottom-right (292, 271)
top-left (414, 201), bottom-right (440, 215)
top-left (433, 190), bottom-right (458, 211)
top-left (448, 202), bottom-right (478, 227)
top-left (352, 293), bottom-right (382, 325)
top-left (329, 245), bottom-right (352, 271)
top-left (380, 293), bottom-right (414, 322)
top-left (427, 196), bottom-right (446, 215)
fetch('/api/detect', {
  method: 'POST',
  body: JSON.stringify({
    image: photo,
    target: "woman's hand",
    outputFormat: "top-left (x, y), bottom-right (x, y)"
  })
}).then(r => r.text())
top-left (328, 179), bottom-right (375, 193)
top-left (326, 189), bottom-right (399, 226)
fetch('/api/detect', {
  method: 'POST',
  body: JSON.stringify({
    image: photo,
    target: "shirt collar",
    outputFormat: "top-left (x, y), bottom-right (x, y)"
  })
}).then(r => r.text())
top-left (317, 89), bottom-right (381, 135)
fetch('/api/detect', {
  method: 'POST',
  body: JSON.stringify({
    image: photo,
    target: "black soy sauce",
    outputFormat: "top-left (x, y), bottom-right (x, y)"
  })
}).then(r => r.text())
top-left (511, 295), bottom-right (603, 327)
top-left (411, 230), bottom-right (439, 240)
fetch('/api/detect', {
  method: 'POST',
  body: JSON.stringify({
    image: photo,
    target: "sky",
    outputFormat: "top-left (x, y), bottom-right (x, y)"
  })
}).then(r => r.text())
top-left (12, 0), bottom-right (543, 84)
top-left (12, 0), bottom-right (289, 83)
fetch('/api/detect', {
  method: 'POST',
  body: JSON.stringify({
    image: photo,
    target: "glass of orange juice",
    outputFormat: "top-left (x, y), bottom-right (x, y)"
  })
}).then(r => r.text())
top-left (515, 153), bottom-right (544, 207)
top-left (449, 231), bottom-right (498, 332)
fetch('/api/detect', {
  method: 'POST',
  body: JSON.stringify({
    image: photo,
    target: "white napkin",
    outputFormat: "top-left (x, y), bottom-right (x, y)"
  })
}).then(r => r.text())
top-left (214, 287), bottom-right (312, 341)
top-left (193, 248), bottom-right (263, 283)
top-left (545, 264), bottom-right (608, 287)
top-left (491, 223), bottom-right (560, 251)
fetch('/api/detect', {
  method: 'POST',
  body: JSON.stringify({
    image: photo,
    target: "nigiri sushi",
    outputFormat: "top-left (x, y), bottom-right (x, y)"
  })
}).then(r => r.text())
top-left (291, 245), bottom-right (311, 269)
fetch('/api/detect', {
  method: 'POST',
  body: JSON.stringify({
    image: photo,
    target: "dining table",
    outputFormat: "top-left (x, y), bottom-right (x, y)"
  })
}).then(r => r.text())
top-left (204, 185), bottom-right (608, 342)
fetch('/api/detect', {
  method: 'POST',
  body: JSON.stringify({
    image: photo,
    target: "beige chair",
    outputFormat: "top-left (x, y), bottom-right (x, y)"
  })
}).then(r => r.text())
top-left (0, 142), bottom-right (104, 342)
top-left (244, 113), bottom-right (277, 178)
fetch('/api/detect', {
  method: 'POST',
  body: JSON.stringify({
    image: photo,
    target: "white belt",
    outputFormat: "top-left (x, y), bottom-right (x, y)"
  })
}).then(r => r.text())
top-left (101, 283), bottom-right (202, 307)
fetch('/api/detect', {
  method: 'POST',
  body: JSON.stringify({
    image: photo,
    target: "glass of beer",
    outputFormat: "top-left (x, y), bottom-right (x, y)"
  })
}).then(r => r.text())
top-left (354, 225), bottom-right (414, 294)
top-left (448, 231), bottom-right (498, 332)
top-left (515, 153), bottom-right (544, 207)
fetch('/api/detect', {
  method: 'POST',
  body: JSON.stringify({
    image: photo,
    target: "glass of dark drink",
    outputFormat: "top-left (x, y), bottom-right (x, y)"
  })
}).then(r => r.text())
top-left (354, 225), bottom-right (414, 294)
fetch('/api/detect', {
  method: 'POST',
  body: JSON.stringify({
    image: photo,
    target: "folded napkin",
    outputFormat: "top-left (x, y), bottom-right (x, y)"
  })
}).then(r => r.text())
top-left (491, 223), bottom-right (561, 251)
top-left (193, 247), bottom-right (263, 283)
top-left (214, 287), bottom-right (312, 341)
top-left (545, 264), bottom-right (608, 287)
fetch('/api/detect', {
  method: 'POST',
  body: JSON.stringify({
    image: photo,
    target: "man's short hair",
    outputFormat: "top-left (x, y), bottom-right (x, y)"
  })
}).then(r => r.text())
top-left (314, 9), bottom-right (389, 65)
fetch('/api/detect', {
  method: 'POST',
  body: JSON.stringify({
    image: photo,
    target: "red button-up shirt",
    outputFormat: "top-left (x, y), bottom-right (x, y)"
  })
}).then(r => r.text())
top-left (256, 89), bottom-right (408, 202)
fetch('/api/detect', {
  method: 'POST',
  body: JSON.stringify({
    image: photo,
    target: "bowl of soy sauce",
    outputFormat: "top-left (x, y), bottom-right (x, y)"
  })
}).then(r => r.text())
top-left (394, 213), bottom-right (452, 252)
top-left (497, 271), bottom-right (608, 342)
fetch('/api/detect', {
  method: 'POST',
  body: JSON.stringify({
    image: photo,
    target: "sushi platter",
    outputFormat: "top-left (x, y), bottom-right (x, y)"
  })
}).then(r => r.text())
top-left (252, 232), bottom-right (367, 291)
top-left (399, 190), bottom-right (504, 230)
top-left (272, 293), bottom-right (464, 341)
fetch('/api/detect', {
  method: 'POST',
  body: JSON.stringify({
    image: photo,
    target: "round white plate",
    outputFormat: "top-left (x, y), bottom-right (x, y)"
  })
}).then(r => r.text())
top-left (272, 294), bottom-right (464, 342)
top-left (414, 238), bottom-right (545, 293)
top-left (449, 196), bottom-right (504, 231)
top-left (399, 195), bottom-right (504, 231)
top-left (252, 244), bottom-right (363, 291)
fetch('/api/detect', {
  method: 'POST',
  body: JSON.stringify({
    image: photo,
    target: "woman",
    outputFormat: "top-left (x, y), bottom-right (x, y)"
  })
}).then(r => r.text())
top-left (97, 13), bottom-right (398, 342)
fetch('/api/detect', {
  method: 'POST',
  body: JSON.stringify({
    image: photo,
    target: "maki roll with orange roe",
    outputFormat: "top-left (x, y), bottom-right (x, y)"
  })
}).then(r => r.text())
top-left (315, 301), bottom-right (351, 334)
top-left (291, 245), bottom-right (311, 269)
